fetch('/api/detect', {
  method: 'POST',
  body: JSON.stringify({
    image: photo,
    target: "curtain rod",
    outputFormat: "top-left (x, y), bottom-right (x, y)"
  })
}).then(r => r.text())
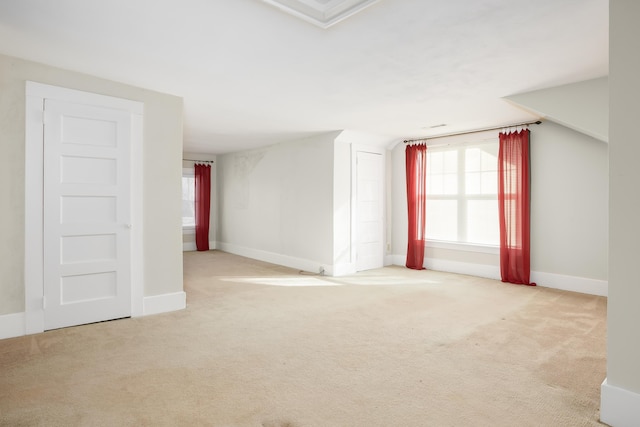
top-left (403, 120), bottom-right (542, 144)
top-left (183, 158), bottom-right (214, 164)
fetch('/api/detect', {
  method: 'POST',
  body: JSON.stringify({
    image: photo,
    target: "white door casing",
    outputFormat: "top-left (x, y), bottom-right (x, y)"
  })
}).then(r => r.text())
top-left (25, 82), bottom-right (144, 334)
top-left (43, 100), bottom-right (132, 330)
top-left (355, 150), bottom-right (384, 271)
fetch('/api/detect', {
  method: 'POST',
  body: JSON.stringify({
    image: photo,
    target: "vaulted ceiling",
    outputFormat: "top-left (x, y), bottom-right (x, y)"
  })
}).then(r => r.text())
top-left (0, 0), bottom-right (608, 153)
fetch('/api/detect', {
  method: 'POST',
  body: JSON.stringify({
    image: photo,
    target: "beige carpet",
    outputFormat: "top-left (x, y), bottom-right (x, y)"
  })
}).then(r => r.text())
top-left (0, 251), bottom-right (607, 426)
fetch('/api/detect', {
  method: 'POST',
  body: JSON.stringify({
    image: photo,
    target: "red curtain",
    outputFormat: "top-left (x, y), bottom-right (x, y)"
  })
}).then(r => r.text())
top-left (405, 143), bottom-right (427, 270)
top-left (498, 130), bottom-right (534, 285)
top-left (194, 163), bottom-right (211, 251)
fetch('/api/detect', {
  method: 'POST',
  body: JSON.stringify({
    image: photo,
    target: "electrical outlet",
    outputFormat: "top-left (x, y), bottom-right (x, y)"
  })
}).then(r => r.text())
top-left (319, 266), bottom-right (325, 276)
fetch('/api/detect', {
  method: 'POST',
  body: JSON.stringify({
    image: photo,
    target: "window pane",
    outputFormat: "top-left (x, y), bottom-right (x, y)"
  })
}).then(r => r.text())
top-left (466, 144), bottom-right (497, 195)
top-left (425, 141), bottom-right (498, 246)
top-left (182, 177), bottom-right (194, 201)
top-left (465, 148), bottom-right (481, 172)
top-left (466, 199), bottom-right (499, 245)
top-left (182, 176), bottom-right (195, 227)
top-left (444, 150), bottom-right (457, 173)
top-left (427, 149), bottom-right (458, 195)
top-left (481, 145), bottom-right (498, 170)
top-left (429, 151), bottom-right (443, 174)
top-left (443, 173), bottom-right (458, 195)
top-left (427, 173), bottom-right (458, 195)
top-left (465, 171), bottom-right (480, 194)
top-left (426, 200), bottom-right (457, 241)
top-left (481, 171), bottom-right (497, 195)
top-left (429, 173), bottom-right (458, 195)
top-left (428, 174), bottom-right (442, 194)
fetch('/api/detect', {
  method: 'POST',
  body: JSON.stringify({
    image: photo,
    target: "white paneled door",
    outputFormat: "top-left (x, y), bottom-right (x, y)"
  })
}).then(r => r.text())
top-left (355, 151), bottom-right (384, 271)
top-left (43, 100), bottom-right (132, 330)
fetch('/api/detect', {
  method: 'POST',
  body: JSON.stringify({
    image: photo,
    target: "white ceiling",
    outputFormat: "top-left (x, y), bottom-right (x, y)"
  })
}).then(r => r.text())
top-left (0, 0), bottom-right (608, 154)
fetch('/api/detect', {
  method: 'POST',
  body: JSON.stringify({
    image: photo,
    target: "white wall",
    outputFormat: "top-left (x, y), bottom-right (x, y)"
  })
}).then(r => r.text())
top-left (332, 140), bottom-right (353, 273)
top-left (530, 121), bottom-right (608, 281)
top-left (0, 53), bottom-right (184, 316)
top-left (390, 120), bottom-right (608, 294)
top-left (216, 132), bottom-right (340, 273)
top-left (214, 129), bottom-right (392, 276)
top-left (601, 1), bottom-right (640, 425)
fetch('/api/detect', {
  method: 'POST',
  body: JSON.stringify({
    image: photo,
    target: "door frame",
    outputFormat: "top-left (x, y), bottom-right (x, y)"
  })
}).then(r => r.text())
top-left (350, 144), bottom-right (386, 272)
top-left (25, 81), bottom-right (144, 334)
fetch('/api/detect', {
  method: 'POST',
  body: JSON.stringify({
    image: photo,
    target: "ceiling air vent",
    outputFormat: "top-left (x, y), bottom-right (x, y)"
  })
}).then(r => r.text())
top-left (260, 0), bottom-right (380, 28)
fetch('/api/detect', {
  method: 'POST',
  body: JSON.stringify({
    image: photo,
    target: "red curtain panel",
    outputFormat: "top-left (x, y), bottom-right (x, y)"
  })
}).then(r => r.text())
top-left (194, 163), bottom-right (211, 251)
top-left (405, 143), bottom-right (427, 270)
top-left (498, 130), bottom-right (534, 285)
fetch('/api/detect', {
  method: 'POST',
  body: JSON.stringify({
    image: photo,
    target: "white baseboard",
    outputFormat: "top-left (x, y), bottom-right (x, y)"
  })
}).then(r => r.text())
top-left (183, 240), bottom-right (216, 252)
top-left (217, 242), bottom-right (327, 275)
top-left (390, 254), bottom-right (405, 266)
top-left (1, 293), bottom-right (187, 340)
top-left (531, 271), bottom-right (608, 296)
top-left (426, 258), bottom-right (502, 280)
top-left (389, 254), bottom-right (607, 296)
top-left (601, 378), bottom-right (640, 426)
top-left (0, 312), bottom-right (25, 339)
top-left (142, 291), bottom-right (187, 316)
top-left (390, 254), bottom-right (501, 280)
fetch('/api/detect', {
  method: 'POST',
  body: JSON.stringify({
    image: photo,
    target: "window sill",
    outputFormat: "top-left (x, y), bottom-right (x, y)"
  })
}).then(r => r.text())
top-left (425, 240), bottom-right (499, 255)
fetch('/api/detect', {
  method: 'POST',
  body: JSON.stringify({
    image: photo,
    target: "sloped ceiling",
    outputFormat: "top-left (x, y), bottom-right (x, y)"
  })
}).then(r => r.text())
top-left (505, 77), bottom-right (609, 142)
top-left (0, 0), bottom-right (608, 154)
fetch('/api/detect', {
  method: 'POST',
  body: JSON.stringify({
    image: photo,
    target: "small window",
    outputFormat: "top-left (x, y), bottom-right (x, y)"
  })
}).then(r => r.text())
top-left (182, 168), bottom-right (195, 229)
top-left (426, 140), bottom-right (499, 246)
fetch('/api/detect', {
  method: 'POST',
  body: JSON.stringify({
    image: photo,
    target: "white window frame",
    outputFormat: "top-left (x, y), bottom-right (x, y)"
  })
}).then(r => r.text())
top-left (425, 139), bottom-right (500, 254)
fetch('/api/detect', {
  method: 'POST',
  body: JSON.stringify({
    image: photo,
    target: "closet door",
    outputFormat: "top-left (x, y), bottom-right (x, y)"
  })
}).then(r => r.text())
top-left (355, 150), bottom-right (384, 271)
top-left (43, 99), bottom-right (132, 330)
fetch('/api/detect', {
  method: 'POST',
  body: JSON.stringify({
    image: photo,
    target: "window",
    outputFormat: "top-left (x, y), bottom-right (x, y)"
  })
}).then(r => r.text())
top-left (426, 140), bottom-right (499, 246)
top-left (182, 167), bottom-right (195, 229)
